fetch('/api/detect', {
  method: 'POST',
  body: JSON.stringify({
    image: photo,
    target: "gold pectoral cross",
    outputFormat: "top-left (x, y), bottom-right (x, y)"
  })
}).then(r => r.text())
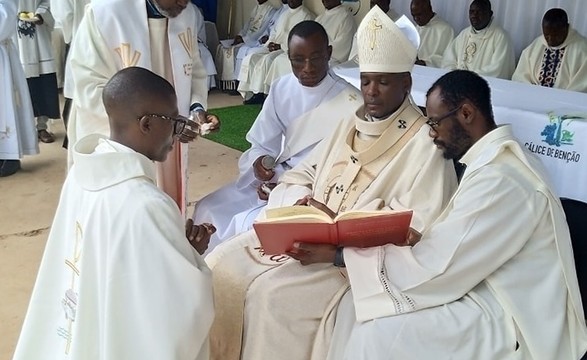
top-left (368, 17), bottom-right (383, 50)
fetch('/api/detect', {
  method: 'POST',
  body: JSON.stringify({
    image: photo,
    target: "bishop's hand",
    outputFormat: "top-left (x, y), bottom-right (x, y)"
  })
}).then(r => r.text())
top-left (294, 196), bottom-right (336, 219)
top-left (286, 243), bottom-right (337, 265)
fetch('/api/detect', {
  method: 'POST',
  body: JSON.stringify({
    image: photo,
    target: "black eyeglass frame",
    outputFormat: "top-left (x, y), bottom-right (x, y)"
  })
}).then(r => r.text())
top-left (426, 105), bottom-right (462, 129)
top-left (138, 114), bottom-right (188, 136)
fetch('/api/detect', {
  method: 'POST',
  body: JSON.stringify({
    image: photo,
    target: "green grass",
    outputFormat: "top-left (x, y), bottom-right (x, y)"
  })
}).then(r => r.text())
top-left (204, 104), bottom-right (261, 152)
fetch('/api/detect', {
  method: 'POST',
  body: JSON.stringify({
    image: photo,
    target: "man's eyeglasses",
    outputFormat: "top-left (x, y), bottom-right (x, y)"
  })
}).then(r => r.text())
top-left (288, 54), bottom-right (328, 68)
top-left (426, 105), bottom-right (462, 129)
top-left (139, 114), bottom-right (188, 136)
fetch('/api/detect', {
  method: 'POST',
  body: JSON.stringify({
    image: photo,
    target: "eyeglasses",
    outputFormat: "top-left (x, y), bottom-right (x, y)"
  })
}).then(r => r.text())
top-left (288, 54), bottom-right (328, 68)
top-left (426, 105), bottom-right (462, 129)
top-left (139, 114), bottom-right (188, 136)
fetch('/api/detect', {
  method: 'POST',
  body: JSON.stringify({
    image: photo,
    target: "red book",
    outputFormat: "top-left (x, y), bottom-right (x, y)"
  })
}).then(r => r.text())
top-left (252, 206), bottom-right (413, 255)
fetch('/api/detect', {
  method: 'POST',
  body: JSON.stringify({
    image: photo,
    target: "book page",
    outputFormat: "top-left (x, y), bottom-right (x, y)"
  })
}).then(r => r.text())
top-left (264, 205), bottom-right (333, 223)
top-left (334, 209), bottom-right (412, 221)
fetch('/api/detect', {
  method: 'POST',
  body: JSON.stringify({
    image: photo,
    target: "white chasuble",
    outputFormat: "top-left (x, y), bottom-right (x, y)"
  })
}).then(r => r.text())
top-left (13, 135), bottom-right (214, 360)
top-left (512, 28), bottom-right (587, 93)
top-left (0, 0), bottom-right (38, 159)
top-left (442, 18), bottom-right (515, 79)
top-left (340, 126), bottom-right (587, 359)
top-left (205, 97), bottom-right (457, 360)
top-left (416, 14), bottom-right (454, 68)
top-left (68, 0), bottom-right (208, 212)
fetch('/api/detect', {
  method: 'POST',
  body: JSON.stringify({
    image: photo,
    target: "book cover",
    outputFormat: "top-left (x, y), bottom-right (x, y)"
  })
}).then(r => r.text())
top-left (252, 206), bottom-right (413, 255)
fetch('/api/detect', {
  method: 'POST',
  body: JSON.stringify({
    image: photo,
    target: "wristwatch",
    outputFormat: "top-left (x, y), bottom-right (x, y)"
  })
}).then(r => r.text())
top-left (333, 247), bottom-right (346, 267)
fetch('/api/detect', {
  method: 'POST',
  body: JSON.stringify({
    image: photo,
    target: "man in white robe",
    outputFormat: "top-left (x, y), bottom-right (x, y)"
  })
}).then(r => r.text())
top-left (193, 21), bottom-right (362, 253)
top-left (329, 69), bottom-right (587, 360)
top-left (13, 68), bottom-right (215, 360)
top-left (442, 0), bottom-right (515, 79)
top-left (194, 4), bottom-right (217, 90)
top-left (17, 0), bottom-right (61, 143)
top-left (513, 8), bottom-right (587, 93)
top-left (205, 7), bottom-right (458, 360)
top-left (0, 0), bottom-right (38, 176)
top-left (411, 0), bottom-right (454, 68)
top-left (237, 0), bottom-right (315, 104)
top-left (67, 0), bottom-right (219, 213)
top-left (215, 0), bottom-right (281, 92)
top-left (261, 0), bottom-right (357, 95)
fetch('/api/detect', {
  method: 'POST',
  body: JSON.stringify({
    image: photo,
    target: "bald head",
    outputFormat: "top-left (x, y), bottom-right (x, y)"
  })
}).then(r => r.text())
top-left (103, 67), bottom-right (176, 131)
top-left (410, 0), bottom-right (434, 26)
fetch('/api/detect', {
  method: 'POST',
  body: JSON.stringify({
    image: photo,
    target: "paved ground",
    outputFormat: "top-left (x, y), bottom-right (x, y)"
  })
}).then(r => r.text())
top-left (0, 91), bottom-right (243, 358)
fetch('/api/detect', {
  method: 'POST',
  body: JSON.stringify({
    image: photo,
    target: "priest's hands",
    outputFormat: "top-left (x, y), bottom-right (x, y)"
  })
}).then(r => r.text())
top-left (267, 42), bottom-right (281, 52)
top-left (259, 35), bottom-right (269, 44)
top-left (178, 111), bottom-right (220, 143)
top-left (294, 196), bottom-right (337, 219)
top-left (32, 14), bottom-right (44, 25)
top-left (253, 156), bottom-right (276, 181)
top-left (286, 243), bottom-right (337, 265)
top-left (185, 219), bottom-right (216, 255)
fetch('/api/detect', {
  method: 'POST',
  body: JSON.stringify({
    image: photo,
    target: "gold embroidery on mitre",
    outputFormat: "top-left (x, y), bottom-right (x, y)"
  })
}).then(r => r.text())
top-left (367, 15), bottom-right (383, 50)
top-left (114, 43), bottom-right (141, 68)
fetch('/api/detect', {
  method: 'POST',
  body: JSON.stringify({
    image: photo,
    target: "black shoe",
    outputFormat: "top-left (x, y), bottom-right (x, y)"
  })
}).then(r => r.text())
top-left (227, 89), bottom-right (241, 96)
top-left (243, 93), bottom-right (266, 105)
top-left (0, 159), bottom-right (21, 177)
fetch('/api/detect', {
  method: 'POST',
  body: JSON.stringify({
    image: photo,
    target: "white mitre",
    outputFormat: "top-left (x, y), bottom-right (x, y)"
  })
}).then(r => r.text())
top-left (358, 6), bottom-right (420, 73)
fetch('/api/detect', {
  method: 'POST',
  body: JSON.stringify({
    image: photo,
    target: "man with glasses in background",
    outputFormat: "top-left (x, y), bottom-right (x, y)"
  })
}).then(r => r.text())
top-left (205, 7), bottom-right (457, 360)
top-left (14, 67), bottom-right (216, 360)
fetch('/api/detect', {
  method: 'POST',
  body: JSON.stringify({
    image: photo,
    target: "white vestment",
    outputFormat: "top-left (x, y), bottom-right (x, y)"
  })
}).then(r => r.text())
top-left (0, 0), bottom-right (38, 160)
top-left (215, 2), bottom-right (278, 87)
top-left (193, 71), bottom-right (362, 253)
top-left (194, 4), bottom-right (217, 90)
top-left (17, 0), bottom-right (56, 77)
top-left (205, 98), bottom-right (458, 360)
top-left (13, 135), bottom-right (214, 360)
top-left (67, 0), bottom-right (208, 212)
top-left (262, 4), bottom-right (357, 93)
top-left (416, 14), bottom-right (454, 68)
top-left (335, 125), bottom-right (587, 359)
top-left (442, 18), bottom-right (515, 79)
top-left (512, 28), bottom-right (587, 93)
top-left (237, 4), bottom-right (315, 97)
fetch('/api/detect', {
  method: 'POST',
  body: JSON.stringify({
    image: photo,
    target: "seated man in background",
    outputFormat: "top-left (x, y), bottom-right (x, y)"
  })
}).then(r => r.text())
top-left (327, 69), bottom-right (587, 359)
top-left (260, 0), bottom-right (357, 96)
top-left (194, 3), bottom-right (218, 90)
top-left (442, 0), bottom-right (515, 79)
top-left (13, 67), bottom-right (215, 360)
top-left (513, 8), bottom-right (587, 93)
top-left (205, 7), bottom-right (457, 360)
top-left (411, 0), bottom-right (454, 68)
top-left (237, 0), bottom-right (315, 105)
top-left (215, 0), bottom-right (282, 93)
top-left (193, 20), bottom-right (362, 253)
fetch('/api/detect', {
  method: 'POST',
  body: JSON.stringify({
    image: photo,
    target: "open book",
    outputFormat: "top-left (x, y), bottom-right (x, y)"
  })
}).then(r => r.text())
top-left (252, 205), bottom-right (413, 255)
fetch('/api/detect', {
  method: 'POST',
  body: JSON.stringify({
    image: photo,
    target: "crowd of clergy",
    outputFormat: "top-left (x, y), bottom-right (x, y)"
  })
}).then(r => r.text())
top-left (5, 0), bottom-right (587, 359)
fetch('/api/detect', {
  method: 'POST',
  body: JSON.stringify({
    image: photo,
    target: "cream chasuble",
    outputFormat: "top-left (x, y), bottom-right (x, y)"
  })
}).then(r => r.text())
top-left (67, 0), bottom-right (208, 213)
top-left (337, 125), bottom-right (587, 359)
top-left (512, 28), bottom-right (587, 93)
top-left (13, 135), bottom-right (214, 360)
top-left (416, 14), bottom-right (454, 68)
top-left (442, 18), bottom-right (515, 79)
top-left (205, 98), bottom-right (457, 360)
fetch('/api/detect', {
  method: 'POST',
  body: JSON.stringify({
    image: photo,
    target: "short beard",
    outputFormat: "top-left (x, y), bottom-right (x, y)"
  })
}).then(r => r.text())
top-left (436, 120), bottom-right (472, 160)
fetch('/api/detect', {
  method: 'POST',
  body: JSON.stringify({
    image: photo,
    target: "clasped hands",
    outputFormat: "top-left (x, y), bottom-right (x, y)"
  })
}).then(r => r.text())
top-left (286, 196), bottom-right (422, 266)
top-left (177, 110), bottom-right (220, 143)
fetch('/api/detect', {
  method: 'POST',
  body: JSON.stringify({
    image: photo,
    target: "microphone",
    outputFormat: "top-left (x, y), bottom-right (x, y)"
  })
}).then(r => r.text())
top-left (261, 155), bottom-right (276, 170)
